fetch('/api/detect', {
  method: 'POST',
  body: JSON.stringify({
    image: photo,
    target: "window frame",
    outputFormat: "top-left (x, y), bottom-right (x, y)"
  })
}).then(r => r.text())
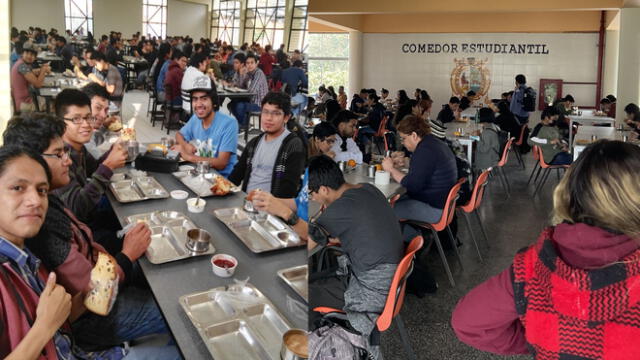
top-left (64, 0), bottom-right (94, 36)
top-left (211, 0), bottom-right (241, 46)
top-left (244, 0), bottom-right (286, 47)
top-left (142, 0), bottom-right (168, 39)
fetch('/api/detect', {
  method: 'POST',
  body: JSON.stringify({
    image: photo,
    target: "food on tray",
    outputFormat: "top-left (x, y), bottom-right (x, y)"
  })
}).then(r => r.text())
top-left (210, 176), bottom-right (233, 196)
top-left (576, 139), bottom-right (590, 145)
top-left (146, 143), bottom-right (167, 155)
top-left (120, 128), bottom-right (136, 141)
top-left (347, 159), bottom-right (357, 168)
top-left (84, 252), bottom-right (118, 316)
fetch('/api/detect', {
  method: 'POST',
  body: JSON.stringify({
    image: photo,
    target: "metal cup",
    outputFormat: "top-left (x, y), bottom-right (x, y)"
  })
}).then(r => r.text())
top-left (186, 228), bottom-right (211, 253)
top-left (591, 135), bottom-right (598, 142)
top-left (368, 165), bottom-right (376, 177)
top-left (127, 140), bottom-right (139, 161)
top-left (161, 137), bottom-right (169, 148)
top-left (623, 135), bottom-right (629, 142)
top-left (337, 161), bottom-right (345, 172)
top-left (197, 161), bottom-right (210, 175)
top-left (280, 329), bottom-right (308, 360)
top-left (618, 124), bottom-right (624, 131)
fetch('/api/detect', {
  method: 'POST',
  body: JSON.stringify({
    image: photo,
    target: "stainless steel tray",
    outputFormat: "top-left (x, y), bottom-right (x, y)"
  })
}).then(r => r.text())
top-left (109, 171), bottom-right (169, 203)
top-left (277, 265), bottom-right (308, 303)
top-left (125, 211), bottom-right (215, 264)
top-left (172, 171), bottom-right (240, 197)
top-left (213, 208), bottom-right (303, 253)
top-left (179, 283), bottom-right (291, 360)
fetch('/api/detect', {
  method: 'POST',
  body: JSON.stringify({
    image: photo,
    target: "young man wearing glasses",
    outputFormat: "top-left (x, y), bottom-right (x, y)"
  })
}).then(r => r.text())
top-left (52, 89), bottom-right (128, 224)
top-left (175, 81), bottom-right (238, 177)
top-left (229, 91), bottom-right (306, 198)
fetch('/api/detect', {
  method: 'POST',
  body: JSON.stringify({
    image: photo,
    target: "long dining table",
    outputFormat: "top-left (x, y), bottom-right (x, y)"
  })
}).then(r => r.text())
top-left (106, 169), bottom-right (307, 359)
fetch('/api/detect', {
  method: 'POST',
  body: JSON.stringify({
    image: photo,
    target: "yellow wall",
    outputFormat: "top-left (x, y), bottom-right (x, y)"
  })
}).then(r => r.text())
top-left (311, 11), bottom-right (603, 34)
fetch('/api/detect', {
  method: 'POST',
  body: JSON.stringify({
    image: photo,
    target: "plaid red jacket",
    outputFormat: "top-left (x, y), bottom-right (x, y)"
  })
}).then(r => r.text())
top-left (513, 228), bottom-right (640, 360)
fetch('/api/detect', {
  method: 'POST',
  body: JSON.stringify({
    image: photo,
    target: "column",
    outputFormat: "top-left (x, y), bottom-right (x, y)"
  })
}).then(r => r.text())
top-left (348, 30), bottom-right (362, 96)
top-left (615, 8), bottom-right (640, 123)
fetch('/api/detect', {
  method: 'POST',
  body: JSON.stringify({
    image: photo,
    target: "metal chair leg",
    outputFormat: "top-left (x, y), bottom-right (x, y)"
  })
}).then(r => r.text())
top-left (432, 229), bottom-right (455, 287)
top-left (527, 163), bottom-right (540, 186)
top-left (474, 210), bottom-right (490, 249)
top-left (533, 168), bottom-right (551, 196)
top-left (445, 225), bottom-right (464, 270)
top-left (395, 315), bottom-right (417, 360)
top-left (500, 167), bottom-right (511, 197)
top-left (461, 211), bottom-right (483, 262)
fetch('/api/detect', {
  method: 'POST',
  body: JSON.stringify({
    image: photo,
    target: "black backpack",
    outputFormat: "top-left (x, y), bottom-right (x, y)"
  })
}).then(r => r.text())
top-left (523, 87), bottom-right (536, 112)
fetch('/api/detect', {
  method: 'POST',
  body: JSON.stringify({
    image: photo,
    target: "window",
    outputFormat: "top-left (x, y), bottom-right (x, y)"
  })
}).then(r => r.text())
top-left (308, 33), bottom-right (349, 96)
top-left (244, 0), bottom-right (286, 48)
top-left (287, 0), bottom-right (307, 52)
top-left (211, 0), bottom-right (241, 45)
top-left (143, 0), bottom-right (167, 39)
top-left (64, 0), bottom-right (93, 36)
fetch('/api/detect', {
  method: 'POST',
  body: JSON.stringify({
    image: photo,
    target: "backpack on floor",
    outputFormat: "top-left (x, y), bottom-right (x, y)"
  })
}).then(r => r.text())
top-left (309, 320), bottom-right (371, 360)
top-left (523, 87), bottom-right (537, 112)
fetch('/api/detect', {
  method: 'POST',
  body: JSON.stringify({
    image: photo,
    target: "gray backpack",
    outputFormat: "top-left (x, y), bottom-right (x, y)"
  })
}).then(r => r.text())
top-left (309, 323), bottom-right (371, 360)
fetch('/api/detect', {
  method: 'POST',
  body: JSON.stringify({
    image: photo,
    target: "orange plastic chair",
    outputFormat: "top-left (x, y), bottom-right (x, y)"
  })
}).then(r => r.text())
top-left (371, 115), bottom-right (392, 153)
top-left (533, 146), bottom-right (570, 196)
top-left (457, 168), bottom-right (492, 262)
top-left (314, 235), bottom-right (424, 360)
top-left (400, 178), bottom-right (466, 287)
top-left (494, 137), bottom-right (514, 197)
top-left (526, 144), bottom-right (542, 186)
top-left (511, 124), bottom-right (527, 169)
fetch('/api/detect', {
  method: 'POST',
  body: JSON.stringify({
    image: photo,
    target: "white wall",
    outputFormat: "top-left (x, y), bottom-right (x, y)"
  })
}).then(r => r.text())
top-left (11, 0), bottom-right (65, 32)
top-left (93, 0), bottom-right (142, 38)
top-left (616, 8), bottom-right (640, 121)
top-left (167, 0), bottom-right (208, 39)
top-left (602, 28), bottom-right (619, 99)
top-left (361, 33), bottom-right (599, 108)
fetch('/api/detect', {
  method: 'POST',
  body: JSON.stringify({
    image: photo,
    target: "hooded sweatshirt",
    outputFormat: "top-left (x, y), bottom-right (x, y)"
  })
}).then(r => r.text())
top-left (452, 222), bottom-right (640, 357)
top-left (164, 60), bottom-right (184, 106)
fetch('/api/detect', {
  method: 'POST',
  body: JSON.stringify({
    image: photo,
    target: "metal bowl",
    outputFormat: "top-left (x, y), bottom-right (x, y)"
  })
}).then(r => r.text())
top-left (280, 329), bottom-right (308, 360)
top-left (186, 228), bottom-right (212, 253)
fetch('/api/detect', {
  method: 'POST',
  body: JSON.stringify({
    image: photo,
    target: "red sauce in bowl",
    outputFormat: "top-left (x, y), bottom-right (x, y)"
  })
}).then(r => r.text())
top-left (213, 259), bottom-right (236, 269)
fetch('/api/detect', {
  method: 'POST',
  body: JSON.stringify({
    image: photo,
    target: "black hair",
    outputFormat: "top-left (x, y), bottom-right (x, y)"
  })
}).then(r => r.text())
top-left (190, 87), bottom-right (220, 110)
top-left (312, 122), bottom-right (337, 141)
top-left (325, 100), bottom-right (341, 123)
top-left (54, 89), bottom-right (91, 119)
top-left (157, 42), bottom-right (172, 60)
top-left (478, 107), bottom-right (495, 123)
top-left (449, 96), bottom-right (460, 104)
top-left (420, 90), bottom-right (430, 101)
top-left (359, 88), bottom-right (368, 94)
top-left (245, 52), bottom-right (259, 63)
top-left (381, 88), bottom-right (389, 94)
top-left (624, 103), bottom-right (640, 116)
top-left (497, 100), bottom-right (512, 115)
top-left (563, 94), bottom-right (575, 103)
top-left (308, 155), bottom-right (345, 193)
top-left (81, 82), bottom-right (109, 101)
top-left (600, 98), bottom-right (611, 105)
top-left (515, 74), bottom-right (526, 85)
top-left (369, 93), bottom-right (380, 102)
top-left (541, 105), bottom-right (560, 120)
top-left (171, 49), bottom-right (185, 60)
top-left (0, 145), bottom-right (52, 185)
top-left (189, 52), bottom-right (209, 67)
top-left (90, 51), bottom-right (107, 62)
top-left (261, 92), bottom-right (291, 115)
top-left (3, 112), bottom-right (66, 154)
top-left (501, 92), bottom-right (509, 98)
top-left (606, 94), bottom-right (617, 103)
top-left (233, 52), bottom-right (247, 64)
top-left (57, 36), bottom-right (66, 44)
top-left (397, 90), bottom-right (410, 105)
top-left (466, 90), bottom-right (476, 97)
top-left (293, 60), bottom-right (303, 67)
top-left (331, 110), bottom-right (358, 128)
top-left (393, 99), bottom-right (417, 126)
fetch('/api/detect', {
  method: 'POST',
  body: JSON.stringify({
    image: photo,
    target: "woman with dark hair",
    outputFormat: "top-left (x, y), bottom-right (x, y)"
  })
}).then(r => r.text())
top-left (327, 86), bottom-right (338, 100)
top-left (453, 140), bottom-right (640, 359)
top-left (394, 99), bottom-right (417, 127)
top-left (396, 89), bottom-right (410, 107)
top-left (495, 100), bottom-right (521, 139)
top-left (420, 89), bottom-right (431, 102)
top-left (150, 42), bottom-right (172, 89)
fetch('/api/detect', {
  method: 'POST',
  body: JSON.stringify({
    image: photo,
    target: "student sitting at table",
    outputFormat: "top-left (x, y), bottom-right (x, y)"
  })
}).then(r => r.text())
top-left (71, 47), bottom-right (96, 79)
top-left (54, 36), bottom-right (75, 70)
top-left (474, 107), bottom-right (501, 172)
top-left (528, 106), bottom-right (572, 165)
top-left (356, 93), bottom-right (387, 152)
top-left (437, 96), bottom-right (461, 124)
top-left (452, 140), bottom-right (640, 359)
top-left (308, 155), bottom-right (404, 359)
top-left (81, 83), bottom-right (123, 159)
top-left (163, 50), bottom-right (188, 108)
top-left (229, 52), bottom-right (269, 129)
top-left (52, 90), bottom-right (128, 229)
top-left (494, 100), bottom-right (522, 141)
top-left (180, 52), bottom-right (212, 114)
top-left (229, 92), bottom-right (306, 198)
top-left (382, 115), bottom-right (457, 241)
top-left (3, 113), bottom-right (180, 358)
top-left (88, 51), bottom-right (123, 108)
top-left (309, 122), bottom-right (338, 159)
top-left (175, 83), bottom-right (238, 178)
top-left (555, 94), bottom-right (574, 138)
top-left (0, 145), bottom-right (125, 359)
top-left (330, 110), bottom-right (363, 164)
top-left (10, 43), bottom-right (51, 112)
top-left (623, 103), bottom-right (640, 134)
top-left (606, 94), bottom-right (617, 118)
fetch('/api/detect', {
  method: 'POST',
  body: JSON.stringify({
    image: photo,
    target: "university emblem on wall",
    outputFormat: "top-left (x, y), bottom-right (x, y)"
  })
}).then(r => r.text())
top-left (450, 58), bottom-right (491, 100)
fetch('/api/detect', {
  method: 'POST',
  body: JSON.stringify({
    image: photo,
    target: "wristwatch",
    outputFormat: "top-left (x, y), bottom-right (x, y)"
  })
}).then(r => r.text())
top-left (285, 211), bottom-right (299, 226)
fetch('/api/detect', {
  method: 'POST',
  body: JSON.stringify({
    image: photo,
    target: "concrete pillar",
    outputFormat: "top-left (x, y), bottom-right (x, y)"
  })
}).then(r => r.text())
top-left (615, 8), bottom-right (640, 122)
top-left (348, 30), bottom-right (362, 96)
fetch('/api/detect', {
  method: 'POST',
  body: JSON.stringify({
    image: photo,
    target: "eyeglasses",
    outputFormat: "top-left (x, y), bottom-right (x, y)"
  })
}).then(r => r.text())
top-left (42, 148), bottom-right (70, 161)
top-left (261, 109), bottom-right (285, 117)
top-left (324, 138), bottom-right (336, 145)
top-left (63, 115), bottom-right (95, 125)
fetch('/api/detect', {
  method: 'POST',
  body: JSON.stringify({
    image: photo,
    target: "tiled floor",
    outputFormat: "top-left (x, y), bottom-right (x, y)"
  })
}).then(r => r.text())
top-left (380, 150), bottom-right (551, 360)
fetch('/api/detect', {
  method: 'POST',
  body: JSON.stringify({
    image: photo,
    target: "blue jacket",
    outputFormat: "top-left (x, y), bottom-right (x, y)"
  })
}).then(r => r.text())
top-left (510, 84), bottom-right (530, 117)
top-left (281, 67), bottom-right (307, 96)
top-left (156, 60), bottom-right (170, 93)
top-left (401, 135), bottom-right (457, 209)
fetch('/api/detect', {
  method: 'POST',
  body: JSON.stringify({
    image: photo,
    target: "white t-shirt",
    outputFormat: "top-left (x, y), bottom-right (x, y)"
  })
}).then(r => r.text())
top-left (331, 136), bottom-right (363, 164)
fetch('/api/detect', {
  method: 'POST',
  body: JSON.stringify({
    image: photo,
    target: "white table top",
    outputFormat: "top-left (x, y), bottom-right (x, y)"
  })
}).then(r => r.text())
top-left (569, 110), bottom-right (615, 124)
